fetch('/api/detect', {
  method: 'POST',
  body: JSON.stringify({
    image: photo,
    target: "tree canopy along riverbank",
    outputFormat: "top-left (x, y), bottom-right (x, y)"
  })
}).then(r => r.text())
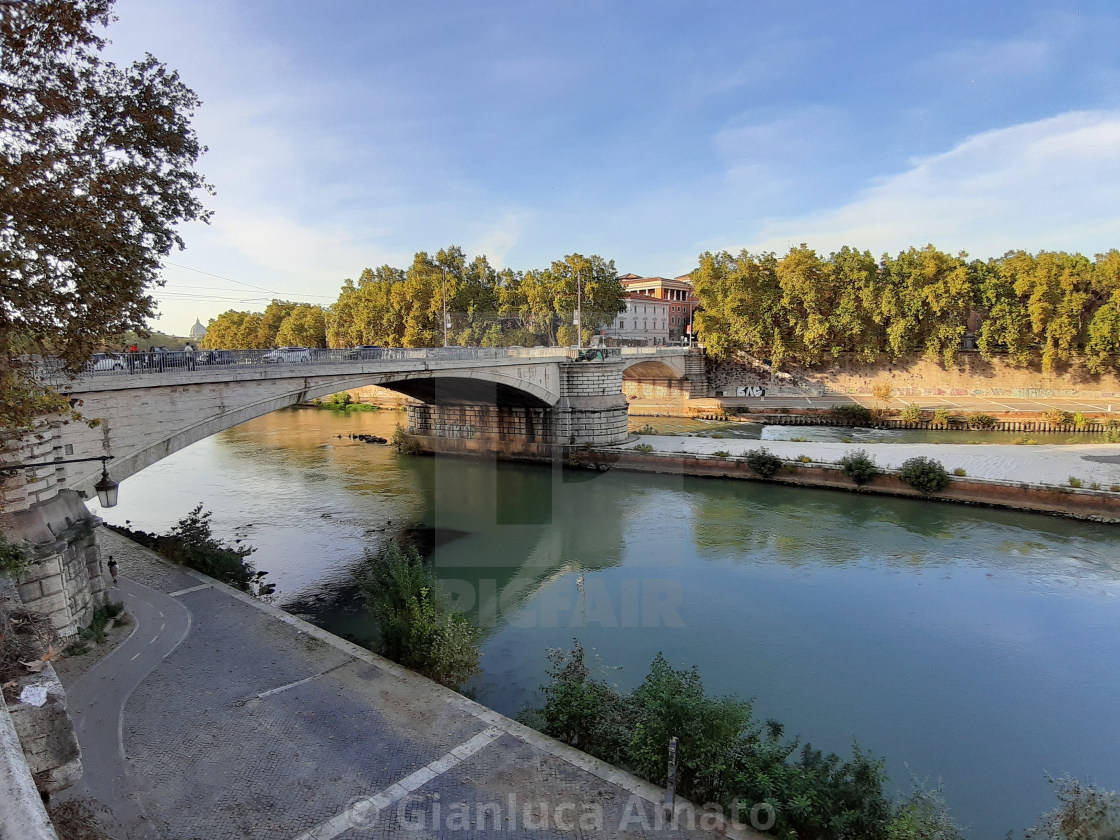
top-left (0, 0), bottom-right (211, 431)
top-left (200, 247), bottom-right (626, 351)
top-left (692, 245), bottom-right (1120, 373)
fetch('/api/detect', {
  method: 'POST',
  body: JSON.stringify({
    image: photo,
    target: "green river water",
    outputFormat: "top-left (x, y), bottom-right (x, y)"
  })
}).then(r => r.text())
top-left (92, 407), bottom-right (1120, 837)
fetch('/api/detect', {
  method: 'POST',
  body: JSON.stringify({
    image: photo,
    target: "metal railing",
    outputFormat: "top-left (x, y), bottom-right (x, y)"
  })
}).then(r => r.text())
top-left (29, 344), bottom-right (657, 386)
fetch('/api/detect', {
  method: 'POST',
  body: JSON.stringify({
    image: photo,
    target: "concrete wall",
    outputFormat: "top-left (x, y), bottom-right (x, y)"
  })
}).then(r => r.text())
top-left (715, 351), bottom-right (1120, 399)
top-left (0, 702), bottom-right (60, 840)
top-left (569, 448), bottom-right (1120, 522)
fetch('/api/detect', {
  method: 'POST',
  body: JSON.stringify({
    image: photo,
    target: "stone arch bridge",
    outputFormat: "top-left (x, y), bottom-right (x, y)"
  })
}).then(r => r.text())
top-left (8, 346), bottom-right (701, 509)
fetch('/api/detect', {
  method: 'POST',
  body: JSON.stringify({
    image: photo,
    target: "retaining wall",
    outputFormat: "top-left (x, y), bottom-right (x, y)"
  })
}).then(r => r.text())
top-left (569, 449), bottom-right (1120, 522)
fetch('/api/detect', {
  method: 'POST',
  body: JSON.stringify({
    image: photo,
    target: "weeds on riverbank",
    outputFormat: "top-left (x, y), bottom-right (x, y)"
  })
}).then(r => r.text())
top-left (522, 641), bottom-right (962, 840)
top-left (358, 540), bottom-right (480, 690)
top-left (106, 506), bottom-right (273, 595)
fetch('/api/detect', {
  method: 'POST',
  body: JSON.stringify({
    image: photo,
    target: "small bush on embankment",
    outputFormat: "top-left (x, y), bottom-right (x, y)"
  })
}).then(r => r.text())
top-left (358, 540), bottom-right (480, 690)
top-left (839, 449), bottom-right (880, 485)
top-left (744, 447), bottom-right (783, 477)
top-left (898, 457), bottom-right (950, 494)
top-left (106, 505), bottom-right (269, 594)
top-left (829, 403), bottom-right (873, 424)
top-left (523, 641), bottom-right (963, 840)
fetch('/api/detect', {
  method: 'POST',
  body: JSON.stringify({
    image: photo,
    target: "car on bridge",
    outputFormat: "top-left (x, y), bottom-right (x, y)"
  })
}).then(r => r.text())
top-left (342, 345), bottom-right (383, 360)
top-left (87, 353), bottom-right (126, 372)
top-left (195, 350), bottom-right (235, 366)
top-left (263, 346), bottom-right (312, 363)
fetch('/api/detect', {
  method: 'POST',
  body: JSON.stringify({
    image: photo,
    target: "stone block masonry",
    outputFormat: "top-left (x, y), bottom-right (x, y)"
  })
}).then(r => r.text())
top-left (3, 490), bottom-right (107, 638)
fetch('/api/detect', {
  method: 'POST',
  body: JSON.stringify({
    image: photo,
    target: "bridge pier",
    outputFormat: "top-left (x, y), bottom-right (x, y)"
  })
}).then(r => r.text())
top-left (404, 360), bottom-right (630, 460)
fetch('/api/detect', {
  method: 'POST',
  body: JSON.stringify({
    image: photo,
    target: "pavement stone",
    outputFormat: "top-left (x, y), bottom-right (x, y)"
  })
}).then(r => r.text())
top-left (86, 529), bottom-right (750, 840)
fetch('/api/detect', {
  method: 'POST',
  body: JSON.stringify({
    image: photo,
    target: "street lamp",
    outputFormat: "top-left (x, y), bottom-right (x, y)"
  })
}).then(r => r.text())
top-left (575, 266), bottom-right (583, 350)
top-left (440, 267), bottom-right (449, 348)
top-left (1, 455), bottom-right (119, 507)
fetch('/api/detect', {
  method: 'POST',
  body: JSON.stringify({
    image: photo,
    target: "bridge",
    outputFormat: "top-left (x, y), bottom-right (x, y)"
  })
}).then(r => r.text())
top-left (5, 346), bottom-right (702, 512)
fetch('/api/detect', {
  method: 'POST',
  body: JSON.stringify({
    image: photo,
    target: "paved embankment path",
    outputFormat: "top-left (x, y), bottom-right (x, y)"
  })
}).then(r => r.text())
top-left (58, 529), bottom-right (756, 840)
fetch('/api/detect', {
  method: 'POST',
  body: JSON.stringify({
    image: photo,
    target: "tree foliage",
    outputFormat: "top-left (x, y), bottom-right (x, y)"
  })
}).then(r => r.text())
top-left (898, 457), bottom-right (950, 494)
top-left (692, 244), bottom-right (1120, 373)
top-left (1, 0), bottom-right (211, 428)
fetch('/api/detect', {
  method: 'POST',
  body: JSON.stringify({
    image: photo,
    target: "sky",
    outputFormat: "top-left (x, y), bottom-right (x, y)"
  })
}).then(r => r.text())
top-left (101, 0), bottom-right (1120, 334)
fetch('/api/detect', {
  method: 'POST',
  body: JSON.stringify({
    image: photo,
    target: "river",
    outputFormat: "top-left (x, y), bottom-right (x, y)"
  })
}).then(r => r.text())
top-left (90, 407), bottom-right (1120, 837)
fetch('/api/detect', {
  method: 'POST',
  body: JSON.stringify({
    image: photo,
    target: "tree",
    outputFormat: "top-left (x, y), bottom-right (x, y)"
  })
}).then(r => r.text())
top-left (1, 0), bottom-right (211, 429)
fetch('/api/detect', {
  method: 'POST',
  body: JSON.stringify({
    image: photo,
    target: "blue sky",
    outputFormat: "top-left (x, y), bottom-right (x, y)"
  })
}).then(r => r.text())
top-left (103, 0), bottom-right (1120, 334)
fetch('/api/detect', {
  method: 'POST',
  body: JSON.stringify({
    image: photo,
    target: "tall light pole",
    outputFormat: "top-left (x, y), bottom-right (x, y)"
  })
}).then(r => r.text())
top-left (440, 267), bottom-right (449, 348)
top-left (575, 265), bottom-right (583, 350)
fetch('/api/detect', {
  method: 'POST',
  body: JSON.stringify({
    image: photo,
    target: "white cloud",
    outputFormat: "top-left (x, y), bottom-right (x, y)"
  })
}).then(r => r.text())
top-left (748, 111), bottom-right (1120, 259)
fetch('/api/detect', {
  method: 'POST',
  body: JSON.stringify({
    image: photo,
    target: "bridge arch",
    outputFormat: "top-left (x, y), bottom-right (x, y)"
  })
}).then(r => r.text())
top-left (56, 365), bottom-right (562, 499)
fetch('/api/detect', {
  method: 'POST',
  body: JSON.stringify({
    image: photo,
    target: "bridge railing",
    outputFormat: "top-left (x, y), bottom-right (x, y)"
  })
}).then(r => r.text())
top-left (28, 344), bottom-right (664, 385)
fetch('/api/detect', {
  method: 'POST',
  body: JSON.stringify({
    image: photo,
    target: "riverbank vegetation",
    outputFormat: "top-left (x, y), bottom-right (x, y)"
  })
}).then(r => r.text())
top-left (106, 505), bottom-right (272, 595)
top-left (521, 640), bottom-right (961, 839)
top-left (357, 540), bottom-right (480, 690)
top-left (693, 246), bottom-right (1120, 373)
top-left (523, 642), bottom-right (1119, 839)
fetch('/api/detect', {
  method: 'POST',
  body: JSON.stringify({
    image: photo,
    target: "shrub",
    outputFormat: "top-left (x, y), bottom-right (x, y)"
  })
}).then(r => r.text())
top-left (830, 403), bottom-right (873, 424)
top-left (634, 424), bottom-right (656, 435)
top-left (952, 467), bottom-right (967, 477)
top-left (710, 432), bottom-right (725, 439)
top-left (965, 413), bottom-right (996, 430)
top-left (931, 407), bottom-right (954, 427)
top-left (329, 390), bottom-right (353, 406)
top-left (798, 454), bottom-right (813, 463)
top-left (901, 403), bottom-right (923, 422)
top-left (839, 449), bottom-right (880, 485)
top-left (1111, 485), bottom-right (1120, 493)
top-left (1105, 427), bottom-right (1120, 443)
top-left (391, 425), bottom-right (422, 455)
top-left (1014, 436), bottom-right (1039, 445)
top-left (888, 775), bottom-right (966, 840)
top-left (1090, 481), bottom-right (1101, 490)
top-left (871, 382), bottom-right (894, 404)
top-left (899, 457), bottom-right (949, 494)
top-left (745, 447), bottom-right (782, 477)
top-left (1072, 411), bottom-right (1089, 429)
top-left (1068, 476), bottom-right (1082, 488)
top-left (1044, 408), bottom-right (1073, 426)
top-left (713, 450), bottom-right (730, 459)
top-left (632, 443), bottom-right (654, 454)
top-left (1028, 775), bottom-right (1120, 840)
top-left (526, 643), bottom-right (897, 838)
top-left (358, 540), bottom-right (481, 690)
top-left (165, 505), bottom-right (260, 590)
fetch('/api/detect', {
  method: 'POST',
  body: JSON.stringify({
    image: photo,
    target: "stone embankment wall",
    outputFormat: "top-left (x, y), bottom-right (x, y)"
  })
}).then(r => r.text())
top-left (343, 384), bottom-right (412, 407)
top-left (710, 351), bottom-right (1120, 399)
top-left (569, 448), bottom-right (1120, 523)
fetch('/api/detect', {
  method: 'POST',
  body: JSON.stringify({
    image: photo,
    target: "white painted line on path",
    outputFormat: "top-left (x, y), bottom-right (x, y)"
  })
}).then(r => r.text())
top-left (130, 653), bottom-right (141, 661)
top-left (168, 583), bottom-right (211, 597)
top-left (256, 660), bottom-right (355, 700)
top-left (149, 635), bottom-right (160, 645)
top-left (291, 726), bottom-right (504, 840)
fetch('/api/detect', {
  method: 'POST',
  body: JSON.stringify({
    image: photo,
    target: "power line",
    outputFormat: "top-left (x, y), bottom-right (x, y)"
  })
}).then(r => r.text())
top-left (162, 261), bottom-right (337, 299)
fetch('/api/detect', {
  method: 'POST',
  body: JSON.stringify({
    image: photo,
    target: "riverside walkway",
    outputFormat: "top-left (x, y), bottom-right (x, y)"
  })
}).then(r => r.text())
top-left (57, 528), bottom-right (755, 840)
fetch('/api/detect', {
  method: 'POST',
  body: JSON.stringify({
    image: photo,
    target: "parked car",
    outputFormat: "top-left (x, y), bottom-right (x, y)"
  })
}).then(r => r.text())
top-left (263, 346), bottom-right (312, 363)
top-left (195, 350), bottom-right (235, 365)
top-left (342, 345), bottom-right (383, 360)
top-left (87, 353), bottom-right (125, 372)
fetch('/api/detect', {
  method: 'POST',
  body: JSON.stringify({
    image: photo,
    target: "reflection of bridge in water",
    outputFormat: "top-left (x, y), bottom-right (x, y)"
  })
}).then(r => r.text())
top-left (14, 346), bottom-right (703, 506)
